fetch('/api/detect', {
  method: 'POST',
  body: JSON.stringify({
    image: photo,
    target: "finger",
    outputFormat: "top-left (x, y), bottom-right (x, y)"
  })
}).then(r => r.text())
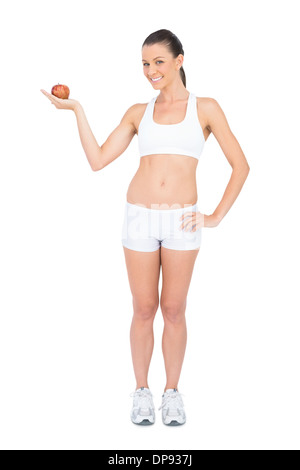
top-left (179, 212), bottom-right (194, 221)
top-left (179, 222), bottom-right (187, 230)
top-left (183, 220), bottom-right (195, 231)
top-left (179, 219), bottom-right (193, 231)
top-left (40, 89), bottom-right (53, 99)
top-left (41, 91), bottom-right (54, 102)
top-left (40, 89), bottom-right (61, 103)
top-left (191, 223), bottom-right (200, 232)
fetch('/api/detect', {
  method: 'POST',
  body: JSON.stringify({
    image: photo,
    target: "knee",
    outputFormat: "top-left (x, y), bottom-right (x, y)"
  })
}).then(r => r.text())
top-left (161, 299), bottom-right (186, 324)
top-left (133, 299), bottom-right (159, 322)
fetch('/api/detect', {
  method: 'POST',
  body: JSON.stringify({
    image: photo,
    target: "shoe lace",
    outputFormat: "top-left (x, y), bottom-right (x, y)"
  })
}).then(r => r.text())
top-left (158, 391), bottom-right (185, 411)
top-left (130, 389), bottom-right (154, 408)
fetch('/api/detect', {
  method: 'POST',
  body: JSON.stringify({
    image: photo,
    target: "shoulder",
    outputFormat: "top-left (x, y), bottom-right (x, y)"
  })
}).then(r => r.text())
top-left (195, 97), bottom-right (227, 131)
top-left (195, 96), bottom-right (221, 111)
top-left (122, 102), bottom-right (149, 134)
top-left (122, 102), bottom-right (149, 120)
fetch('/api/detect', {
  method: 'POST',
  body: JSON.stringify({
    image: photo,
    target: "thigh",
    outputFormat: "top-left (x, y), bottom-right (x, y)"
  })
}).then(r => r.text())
top-left (160, 204), bottom-right (202, 251)
top-left (123, 246), bottom-right (161, 308)
top-left (160, 246), bottom-right (200, 307)
top-left (122, 202), bottom-right (160, 252)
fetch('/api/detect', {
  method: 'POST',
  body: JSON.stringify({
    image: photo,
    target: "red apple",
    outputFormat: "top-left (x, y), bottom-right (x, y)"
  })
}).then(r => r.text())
top-left (51, 83), bottom-right (70, 99)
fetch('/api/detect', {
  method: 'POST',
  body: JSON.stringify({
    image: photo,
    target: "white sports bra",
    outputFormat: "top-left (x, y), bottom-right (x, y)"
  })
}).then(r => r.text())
top-left (138, 92), bottom-right (205, 160)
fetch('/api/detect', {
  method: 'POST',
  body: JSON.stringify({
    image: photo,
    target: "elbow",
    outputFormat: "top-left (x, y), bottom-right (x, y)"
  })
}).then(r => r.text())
top-left (243, 164), bottom-right (250, 182)
top-left (91, 161), bottom-right (103, 171)
top-left (234, 163), bottom-right (250, 174)
top-left (91, 146), bottom-right (103, 171)
top-left (242, 165), bottom-right (250, 179)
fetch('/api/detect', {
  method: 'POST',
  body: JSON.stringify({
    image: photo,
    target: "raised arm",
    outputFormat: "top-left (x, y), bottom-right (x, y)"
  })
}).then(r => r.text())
top-left (74, 102), bottom-right (137, 171)
top-left (41, 89), bottom-right (138, 172)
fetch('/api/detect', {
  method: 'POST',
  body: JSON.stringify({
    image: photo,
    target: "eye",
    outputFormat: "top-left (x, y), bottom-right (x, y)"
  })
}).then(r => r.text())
top-left (143, 61), bottom-right (164, 67)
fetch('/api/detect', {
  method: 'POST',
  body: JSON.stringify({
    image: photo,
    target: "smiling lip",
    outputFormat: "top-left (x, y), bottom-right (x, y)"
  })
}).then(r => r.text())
top-left (150, 76), bottom-right (163, 82)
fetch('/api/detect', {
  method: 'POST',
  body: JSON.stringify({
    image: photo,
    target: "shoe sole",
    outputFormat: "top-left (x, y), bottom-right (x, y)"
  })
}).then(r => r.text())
top-left (164, 420), bottom-right (186, 426)
top-left (132, 419), bottom-right (155, 426)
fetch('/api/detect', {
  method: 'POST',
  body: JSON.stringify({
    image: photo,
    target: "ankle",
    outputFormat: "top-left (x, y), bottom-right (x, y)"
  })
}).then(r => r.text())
top-left (164, 386), bottom-right (178, 393)
top-left (136, 384), bottom-right (149, 390)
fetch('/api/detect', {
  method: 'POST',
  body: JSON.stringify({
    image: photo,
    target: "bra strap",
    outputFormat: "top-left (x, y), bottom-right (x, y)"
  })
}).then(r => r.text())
top-left (189, 93), bottom-right (198, 119)
top-left (145, 96), bottom-right (156, 120)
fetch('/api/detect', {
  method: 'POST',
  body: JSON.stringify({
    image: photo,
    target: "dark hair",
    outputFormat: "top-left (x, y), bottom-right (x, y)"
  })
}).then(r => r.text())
top-left (142, 29), bottom-right (186, 88)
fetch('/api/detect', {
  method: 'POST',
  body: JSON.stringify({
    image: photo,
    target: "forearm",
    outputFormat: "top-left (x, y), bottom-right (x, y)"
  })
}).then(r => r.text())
top-left (213, 165), bottom-right (250, 222)
top-left (73, 103), bottom-right (101, 171)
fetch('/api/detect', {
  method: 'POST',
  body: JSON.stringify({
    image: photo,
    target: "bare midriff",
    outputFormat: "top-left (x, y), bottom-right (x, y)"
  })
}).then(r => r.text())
top-left (126, 153), bottom-right (199, 209)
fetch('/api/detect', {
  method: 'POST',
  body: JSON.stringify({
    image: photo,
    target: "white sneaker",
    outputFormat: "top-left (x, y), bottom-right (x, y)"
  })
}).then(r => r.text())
top-left (159, 388), bottom-right (186, 426)
top-left (130, 387), bottom-right (155, 425)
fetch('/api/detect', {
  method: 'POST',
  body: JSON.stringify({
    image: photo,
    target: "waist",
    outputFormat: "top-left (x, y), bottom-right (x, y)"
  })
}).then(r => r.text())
top-left (134, 163), bottom-right (196, 186)
top-left (125, 201), bottom-right (198, 213)
top-left (127, 154), bottom-right (198, 208)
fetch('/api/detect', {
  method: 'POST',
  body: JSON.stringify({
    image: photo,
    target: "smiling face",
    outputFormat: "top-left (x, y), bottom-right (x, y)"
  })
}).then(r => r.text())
top-left (142, 43), bottom-right (183, 88)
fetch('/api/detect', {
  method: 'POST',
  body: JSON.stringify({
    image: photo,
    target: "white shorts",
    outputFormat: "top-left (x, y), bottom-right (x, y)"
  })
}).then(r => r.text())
top-left (121, 201), bottom-right (202, 252)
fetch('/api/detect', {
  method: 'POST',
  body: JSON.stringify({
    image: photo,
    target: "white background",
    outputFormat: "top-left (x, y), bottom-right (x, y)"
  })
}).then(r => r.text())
top-left (0, 0), bottom-right (299, 450)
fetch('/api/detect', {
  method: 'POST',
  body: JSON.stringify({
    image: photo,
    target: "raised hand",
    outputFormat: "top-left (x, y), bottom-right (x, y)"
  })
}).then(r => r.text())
top-left (40, 89), bottom-right (80, 112)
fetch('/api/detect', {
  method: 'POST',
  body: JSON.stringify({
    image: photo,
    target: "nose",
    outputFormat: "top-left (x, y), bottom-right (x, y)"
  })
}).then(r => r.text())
top-left (148, 67), bottom-right (157, 77)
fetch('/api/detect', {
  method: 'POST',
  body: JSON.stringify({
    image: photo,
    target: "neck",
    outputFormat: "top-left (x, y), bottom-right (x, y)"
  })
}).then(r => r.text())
top-left (156, 81), bottom-right (188, 103)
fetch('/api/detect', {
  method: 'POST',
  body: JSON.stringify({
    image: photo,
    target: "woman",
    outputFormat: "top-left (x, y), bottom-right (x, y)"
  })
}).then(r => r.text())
top-left (41, 29), bottom-right (250, 427)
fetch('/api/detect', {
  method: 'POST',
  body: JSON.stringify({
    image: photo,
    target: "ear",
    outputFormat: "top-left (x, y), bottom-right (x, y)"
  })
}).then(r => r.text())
top-left (176, 54), bottom-right (184, 70)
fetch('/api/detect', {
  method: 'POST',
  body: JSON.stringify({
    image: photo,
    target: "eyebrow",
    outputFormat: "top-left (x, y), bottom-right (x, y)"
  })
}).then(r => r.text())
top-left (142, 56), bottom-right (165, 62)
